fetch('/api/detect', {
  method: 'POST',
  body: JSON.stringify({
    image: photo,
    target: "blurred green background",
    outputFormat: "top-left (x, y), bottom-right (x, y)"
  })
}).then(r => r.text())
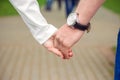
top-left (103, 0), bottom-right (120, 15)
top-left (0, 0), bottom-right (120, 16)
top-left (0, 0), bottom-right (46, 16)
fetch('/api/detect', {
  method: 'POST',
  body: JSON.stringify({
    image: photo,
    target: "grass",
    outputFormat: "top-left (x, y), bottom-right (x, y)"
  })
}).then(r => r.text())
top-left (0, 1), bottom-right (18, 16)
top-left (103, 0), bottom-right (120, 15)
top-left (0, 0), bottom-right (46, 16)
top-left (0, 0), bottom-right (120, 16)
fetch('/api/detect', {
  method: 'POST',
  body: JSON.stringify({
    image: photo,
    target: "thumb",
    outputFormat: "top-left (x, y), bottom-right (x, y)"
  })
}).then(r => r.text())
top-left (48, 47), bottom-right (64, 58)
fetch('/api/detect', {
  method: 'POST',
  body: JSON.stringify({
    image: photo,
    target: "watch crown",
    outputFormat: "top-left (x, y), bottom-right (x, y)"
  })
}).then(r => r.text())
top-left (87, 23), bottom-right (91, 33)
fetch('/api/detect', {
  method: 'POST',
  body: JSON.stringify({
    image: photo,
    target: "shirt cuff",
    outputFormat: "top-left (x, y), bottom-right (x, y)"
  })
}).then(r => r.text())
top-left (33, 24), bottom-right (58, 44)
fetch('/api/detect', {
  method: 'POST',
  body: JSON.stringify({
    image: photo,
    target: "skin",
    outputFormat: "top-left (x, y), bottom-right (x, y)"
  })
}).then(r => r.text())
top-left (43, 32), bottom-right (73, 59)
top-left (44, 0), bottom-right (105, 59)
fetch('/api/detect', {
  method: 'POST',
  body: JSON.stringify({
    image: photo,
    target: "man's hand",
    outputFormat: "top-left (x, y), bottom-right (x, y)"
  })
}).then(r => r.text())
top-left (53, 24), bottom-right (85, 58)
top-left (43, 24), bottom-right (84, 59)
top-left (43, 35), bottom-right (73, 59)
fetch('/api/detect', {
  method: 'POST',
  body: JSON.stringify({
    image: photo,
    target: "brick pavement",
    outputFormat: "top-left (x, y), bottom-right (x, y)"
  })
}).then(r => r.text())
top-left (0, 2), bottom-right (120, 80)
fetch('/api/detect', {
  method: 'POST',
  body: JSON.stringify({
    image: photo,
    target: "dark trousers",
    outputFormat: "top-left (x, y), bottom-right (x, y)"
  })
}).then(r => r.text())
top-left (46, 0), bottom-right (53, 11)
top-left (57, 0), bottom-right (62, 10)
top-left (65, 0), bottom-right (79, 17)
top-left (65, 0), bottom-right (75, 17)
top-left (114, 30), bottom-right (120, 80)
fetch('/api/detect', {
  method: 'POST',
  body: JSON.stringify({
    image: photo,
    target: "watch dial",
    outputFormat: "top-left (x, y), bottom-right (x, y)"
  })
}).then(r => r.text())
top-left (67, 13), bottom-right (77, 26)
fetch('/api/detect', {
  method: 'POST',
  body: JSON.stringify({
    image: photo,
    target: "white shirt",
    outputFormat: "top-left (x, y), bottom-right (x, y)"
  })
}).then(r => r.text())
top-left (9, 0), bottom-right (57, 44)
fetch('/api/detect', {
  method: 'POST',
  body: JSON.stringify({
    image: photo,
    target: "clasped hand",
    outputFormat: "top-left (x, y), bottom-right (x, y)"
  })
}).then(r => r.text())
top-left (43, 24), bottom-right (84, 59)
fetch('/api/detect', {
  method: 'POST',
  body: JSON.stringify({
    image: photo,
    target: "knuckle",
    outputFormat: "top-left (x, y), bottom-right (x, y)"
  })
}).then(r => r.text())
top-left (56, 35), bottom-right (59, 40)
top-left (56, 36), bottom-right (60, 41)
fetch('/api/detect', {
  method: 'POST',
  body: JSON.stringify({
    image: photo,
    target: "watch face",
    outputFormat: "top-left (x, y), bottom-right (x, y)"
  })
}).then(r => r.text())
top-left (67, 13), bottom-right (77, 26)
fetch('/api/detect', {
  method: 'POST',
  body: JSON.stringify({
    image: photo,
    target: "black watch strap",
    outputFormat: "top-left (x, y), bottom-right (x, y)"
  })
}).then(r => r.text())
top-left (73, 22), bottom-right (90, 31)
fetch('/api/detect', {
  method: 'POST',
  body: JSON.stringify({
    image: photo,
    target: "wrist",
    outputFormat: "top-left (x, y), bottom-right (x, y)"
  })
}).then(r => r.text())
top-left (76, 12), bottom-right (91, 33)
top-left (67, 12), bottom-right (91, 33)
top-left (76, 12), bottom-right (90, 25)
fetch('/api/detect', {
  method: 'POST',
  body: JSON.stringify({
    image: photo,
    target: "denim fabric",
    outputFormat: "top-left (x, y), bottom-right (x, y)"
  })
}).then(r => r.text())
top-left (64, 0), bottom-right (79, 17)
top-left (46, 0), bottom-right (53, 11)
top-left (65, 0), bottom-right (76, 17)
top-left (114, 30), bottom-right (120, 80)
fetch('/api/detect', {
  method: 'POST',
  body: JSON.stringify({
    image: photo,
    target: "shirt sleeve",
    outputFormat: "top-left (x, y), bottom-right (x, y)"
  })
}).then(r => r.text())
top-left (9, 0), bottom-right (57, 44)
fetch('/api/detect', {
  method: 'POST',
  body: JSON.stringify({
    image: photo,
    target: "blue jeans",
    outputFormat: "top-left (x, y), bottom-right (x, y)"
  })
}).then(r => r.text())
top-left (114, 30), bottom-right (120, 80)
top-left (65, 0), bottom-right (75, 17)
top-left (46, 0), bottom-right (53, 11)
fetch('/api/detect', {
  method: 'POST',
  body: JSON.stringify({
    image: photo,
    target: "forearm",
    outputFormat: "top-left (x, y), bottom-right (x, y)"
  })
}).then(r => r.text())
top-left (9, 0), bottom-right (57, 44)
top-left (76, 0), bottom-right (105, 25)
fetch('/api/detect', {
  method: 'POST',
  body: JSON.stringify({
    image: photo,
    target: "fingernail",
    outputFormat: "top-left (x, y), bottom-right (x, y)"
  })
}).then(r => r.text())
top-left (69, 52), bottom-right (73, 57)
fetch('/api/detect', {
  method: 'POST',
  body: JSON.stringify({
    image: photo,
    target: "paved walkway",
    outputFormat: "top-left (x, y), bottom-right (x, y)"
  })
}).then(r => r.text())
top-left (0, 2), bottom-right (120, 80)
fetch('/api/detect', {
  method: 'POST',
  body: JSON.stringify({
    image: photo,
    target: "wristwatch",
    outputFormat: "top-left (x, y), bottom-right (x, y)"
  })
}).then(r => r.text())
top-left (67, 12), bottom-right (91, 33)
